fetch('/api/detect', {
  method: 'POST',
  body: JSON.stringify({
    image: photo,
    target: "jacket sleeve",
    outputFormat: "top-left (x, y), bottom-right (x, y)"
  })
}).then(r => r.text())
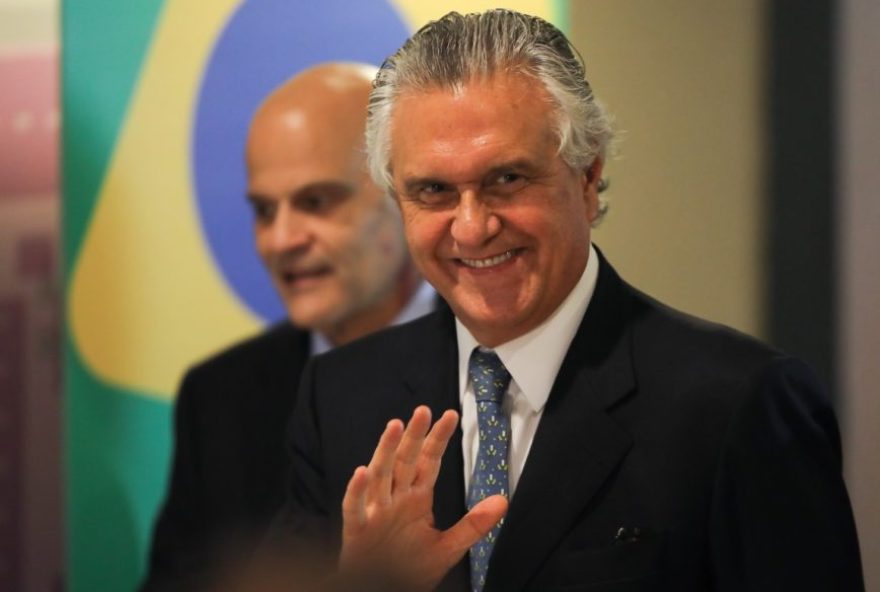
top-left (709, 357), bottom-right (864, 591)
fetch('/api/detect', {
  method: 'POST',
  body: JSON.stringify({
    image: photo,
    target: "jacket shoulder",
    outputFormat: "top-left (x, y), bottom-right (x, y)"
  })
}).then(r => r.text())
top-left (177, 322), bottom-right (310, 406)
top-left (316, 309), bottom-right (453, 367)
top-left (630, 287), bottom-right (785, 379)
top-left (186, 322), bottom-right (308, 377)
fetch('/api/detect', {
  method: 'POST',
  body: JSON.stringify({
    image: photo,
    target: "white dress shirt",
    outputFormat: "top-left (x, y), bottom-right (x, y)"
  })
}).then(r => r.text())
top-left (456, 244), bottom-right (600, 499)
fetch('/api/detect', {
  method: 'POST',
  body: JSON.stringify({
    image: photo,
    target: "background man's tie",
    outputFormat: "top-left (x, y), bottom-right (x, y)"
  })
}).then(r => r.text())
top-left (466, 348), bottom-right (512, 592)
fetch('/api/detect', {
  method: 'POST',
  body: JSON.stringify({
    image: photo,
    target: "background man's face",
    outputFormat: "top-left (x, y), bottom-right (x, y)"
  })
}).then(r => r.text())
top-left (389, 71), bottom-right (602, 346)
top-left (247, 106), bottom-right (407, 338)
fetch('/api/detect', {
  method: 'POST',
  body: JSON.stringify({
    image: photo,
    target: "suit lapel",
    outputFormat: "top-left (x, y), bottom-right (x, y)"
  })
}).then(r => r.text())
top-left (401, 309), bottom-right (471, 591)
top-left (486, 256), bottom-right (638, 591)
top-left (400, 309), bottom-right (467, 531)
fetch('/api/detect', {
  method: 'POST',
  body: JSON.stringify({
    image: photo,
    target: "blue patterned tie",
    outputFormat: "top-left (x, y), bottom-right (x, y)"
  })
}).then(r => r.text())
top-left (467, 348), bottom-right (512, 592)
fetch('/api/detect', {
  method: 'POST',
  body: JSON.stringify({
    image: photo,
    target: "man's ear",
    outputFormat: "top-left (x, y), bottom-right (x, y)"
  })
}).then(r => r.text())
top-left (583, 156), bottom-right (604, 222)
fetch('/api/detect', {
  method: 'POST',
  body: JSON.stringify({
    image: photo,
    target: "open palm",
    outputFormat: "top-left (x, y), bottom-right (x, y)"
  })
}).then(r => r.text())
top-left (339, 407), bottom-right (508, 590)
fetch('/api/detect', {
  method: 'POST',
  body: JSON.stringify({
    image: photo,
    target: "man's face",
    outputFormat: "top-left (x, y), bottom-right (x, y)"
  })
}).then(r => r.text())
top-left (389, 72), bottom-right (602, 347)
top-left (247, 106), bottom-right (407, 341)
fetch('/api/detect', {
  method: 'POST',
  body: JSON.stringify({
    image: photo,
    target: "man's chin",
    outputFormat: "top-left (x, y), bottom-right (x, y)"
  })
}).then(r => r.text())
top-left (285, 300), bottom-right (345, 332)
top-left (449, 299), bottom-right (532, 346)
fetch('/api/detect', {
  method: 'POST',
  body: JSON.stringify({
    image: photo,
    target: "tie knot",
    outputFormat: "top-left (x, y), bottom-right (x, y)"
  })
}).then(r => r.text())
top-left (468, 348), bottom-right (511, 403)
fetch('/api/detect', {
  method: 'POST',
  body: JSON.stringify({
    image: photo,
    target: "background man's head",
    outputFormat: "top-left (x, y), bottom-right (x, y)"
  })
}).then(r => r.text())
top-left (364, 10), bottom-right (615, 346)
top-left (246, 62), bottom-right (417, 345)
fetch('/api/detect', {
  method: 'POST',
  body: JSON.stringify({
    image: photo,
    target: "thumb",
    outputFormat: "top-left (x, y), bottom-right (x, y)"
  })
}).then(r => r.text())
top-left (442, 494), bottom-right (509, 554)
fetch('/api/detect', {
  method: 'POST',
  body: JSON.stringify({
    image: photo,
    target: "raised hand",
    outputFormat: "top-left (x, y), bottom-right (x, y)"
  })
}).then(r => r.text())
top-left (339, 406), bottom-right (507, 590)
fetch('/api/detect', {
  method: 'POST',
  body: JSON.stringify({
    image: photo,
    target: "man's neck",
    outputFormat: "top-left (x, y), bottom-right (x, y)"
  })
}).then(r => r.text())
top-left (322, 264), bottom-right (423, 348)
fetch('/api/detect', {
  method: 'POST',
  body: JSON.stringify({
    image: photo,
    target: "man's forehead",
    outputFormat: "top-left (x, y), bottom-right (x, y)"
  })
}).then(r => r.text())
top-left (389, 72), bottom-right (556, 136)
top-left (388, 75), bottom-right (560, 180)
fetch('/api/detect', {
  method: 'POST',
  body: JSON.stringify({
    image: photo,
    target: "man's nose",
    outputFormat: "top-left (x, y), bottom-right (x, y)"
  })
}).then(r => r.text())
top-left (268, 204), bottom-right (310, 253)
top-left (450, 190), bottom-right (501, 248)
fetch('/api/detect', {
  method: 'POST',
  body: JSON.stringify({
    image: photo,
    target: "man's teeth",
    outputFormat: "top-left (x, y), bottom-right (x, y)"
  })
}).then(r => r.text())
top-left (460, 250), bottom-right (515, 268)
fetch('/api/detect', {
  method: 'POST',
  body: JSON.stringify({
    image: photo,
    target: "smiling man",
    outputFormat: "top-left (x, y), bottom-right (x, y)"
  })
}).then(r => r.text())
top-left (141, 63), bottom-right (433, 591)
top-left (283, 11), bottom-right (863, 592)
top-left (388, 70), bottom-right (600, 348)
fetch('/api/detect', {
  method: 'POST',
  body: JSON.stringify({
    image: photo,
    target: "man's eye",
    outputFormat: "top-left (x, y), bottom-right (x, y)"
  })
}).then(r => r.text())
top-left (499, 173), bottom-right (521, 184)
top-left (298, 194), bottom-right (328, 212)
top-left (295, 188), bottom-right (347, 214)
top-left (421, 183), bottom-right (449, 195)
top-left (250, 201), bottom-right (276, 224)
top-left (411, 183), bottom-right (456, 207)
top-left (495, 172), bottom-right (527, 188)
top-left (490, 172), bottom-right (527, 195)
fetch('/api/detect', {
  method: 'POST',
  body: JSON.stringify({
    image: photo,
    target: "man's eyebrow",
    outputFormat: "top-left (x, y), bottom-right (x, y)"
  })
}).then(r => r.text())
top-left (483, 159), bottom-right (538, 178)
top-left (399, 159), bottom-right (539, 192)
top-left (246, 181), bottom-right (355, 202)
top-left (294, 180), bottom-right (356, 197)
top-left (245, 192), bottom-right (269, 204)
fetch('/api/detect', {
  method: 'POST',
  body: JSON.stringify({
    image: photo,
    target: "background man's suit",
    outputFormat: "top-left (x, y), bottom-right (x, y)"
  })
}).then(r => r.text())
top-left (143, 322), bottom-right (310, 590)
top-left (287, 251), bottom-right (862, 591)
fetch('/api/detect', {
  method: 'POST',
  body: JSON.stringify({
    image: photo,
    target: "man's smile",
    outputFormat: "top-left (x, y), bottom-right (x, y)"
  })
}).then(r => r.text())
top-left (277, 265), bottom-right (333, 288)
top-left (455, 248), bottom-right (523, 269)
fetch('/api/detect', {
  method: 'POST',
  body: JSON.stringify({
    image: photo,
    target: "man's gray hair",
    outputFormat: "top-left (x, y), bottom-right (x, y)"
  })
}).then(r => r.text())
top-left (366, 9), bottom-right (614, 221)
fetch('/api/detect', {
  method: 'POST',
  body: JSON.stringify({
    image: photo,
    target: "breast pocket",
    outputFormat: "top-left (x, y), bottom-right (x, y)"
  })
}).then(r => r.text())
top-left (545, 530), bottom-right (668, 591)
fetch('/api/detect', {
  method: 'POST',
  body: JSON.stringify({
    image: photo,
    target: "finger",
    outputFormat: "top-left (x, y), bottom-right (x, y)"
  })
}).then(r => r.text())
top-left (392, 406), bottom-right (432, 492)
top-left (413, 409), bottom-right (459, 488)
top-left (366, 419), bottom-right (405, 506)
top-left (441, 494), bottom-right (509, 556)
top-left (341, 465), bottom-right (370, 536)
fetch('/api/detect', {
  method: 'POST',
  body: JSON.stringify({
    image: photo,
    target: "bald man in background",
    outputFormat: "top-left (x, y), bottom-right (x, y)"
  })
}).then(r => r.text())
top-left (140, 63), bottom-right (434, 591)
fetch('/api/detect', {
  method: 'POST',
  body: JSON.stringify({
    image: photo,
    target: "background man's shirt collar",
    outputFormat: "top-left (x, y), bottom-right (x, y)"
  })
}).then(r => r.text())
top-left (311, 280), bottom-right (436, 355)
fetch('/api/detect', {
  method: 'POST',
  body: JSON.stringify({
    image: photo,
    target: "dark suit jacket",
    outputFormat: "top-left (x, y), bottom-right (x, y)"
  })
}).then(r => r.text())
top-left (286, 254), bottom-right (863, 591)
top-left (141, 322), bottom-right (311, 591)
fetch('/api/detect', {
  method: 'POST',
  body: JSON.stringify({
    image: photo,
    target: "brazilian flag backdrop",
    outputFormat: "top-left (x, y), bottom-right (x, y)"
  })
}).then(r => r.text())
top-left (62, 1), bottom-right (566, 590)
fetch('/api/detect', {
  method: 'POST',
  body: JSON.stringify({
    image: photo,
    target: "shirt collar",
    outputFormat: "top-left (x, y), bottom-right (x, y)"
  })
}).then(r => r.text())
top-left (456, 243), bottom-right (600, 412)
top-left (311, 280), bottom-right (436, 355)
